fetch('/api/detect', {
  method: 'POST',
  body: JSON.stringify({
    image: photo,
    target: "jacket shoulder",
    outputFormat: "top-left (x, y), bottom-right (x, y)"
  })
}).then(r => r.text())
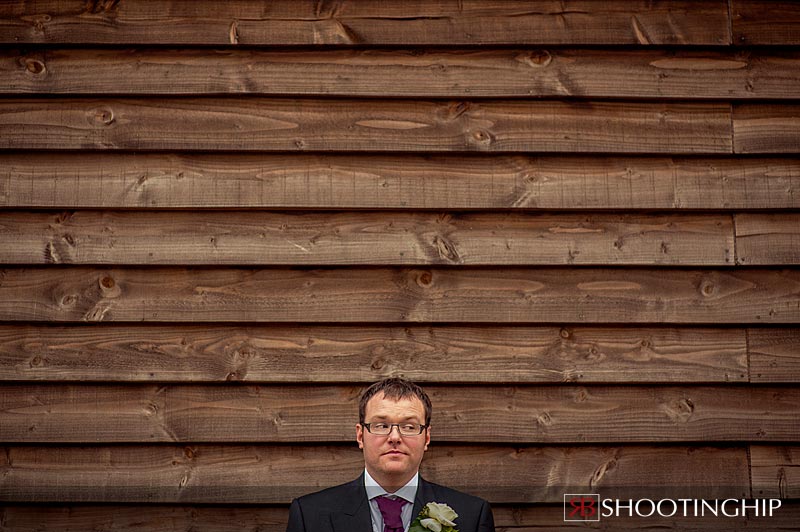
top-left (292, 478), bottom-right (364, 508)
top-left (423, 479), bottom-right (489, 506)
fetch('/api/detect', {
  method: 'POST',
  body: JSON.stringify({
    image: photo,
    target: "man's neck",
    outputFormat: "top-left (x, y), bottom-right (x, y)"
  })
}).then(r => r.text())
top-left (364, 468), bottom-right (418, 494)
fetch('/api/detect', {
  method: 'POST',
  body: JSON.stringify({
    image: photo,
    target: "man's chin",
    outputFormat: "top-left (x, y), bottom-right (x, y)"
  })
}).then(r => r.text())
top-left (380, 454), bottom-right (408, 466)
top-left (379, 454), bottom-right (410, 469)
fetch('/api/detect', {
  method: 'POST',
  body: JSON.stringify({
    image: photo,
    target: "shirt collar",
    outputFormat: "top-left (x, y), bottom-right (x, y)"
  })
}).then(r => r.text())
top-left (364, 468), bottom-right (418, 504)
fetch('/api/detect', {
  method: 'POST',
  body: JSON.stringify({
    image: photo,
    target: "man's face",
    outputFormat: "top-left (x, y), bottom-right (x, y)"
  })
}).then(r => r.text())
top-left (356, 392), bottom-right (430, 489)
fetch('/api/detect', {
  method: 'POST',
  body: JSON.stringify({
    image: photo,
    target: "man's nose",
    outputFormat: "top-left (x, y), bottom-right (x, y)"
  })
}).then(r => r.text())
top-left (387, 424), bottom-right (402, 440)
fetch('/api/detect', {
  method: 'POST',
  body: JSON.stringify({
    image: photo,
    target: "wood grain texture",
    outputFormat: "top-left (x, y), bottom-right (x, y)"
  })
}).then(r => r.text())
top-left (1, 267), bottom-right (798, 324)
top-left (4, 48), bottom-right (797, 99)
top-left (0, 445), bottom-right (749, 503)
top-left (0, 506), bottom-right (291, 532)
top-left (0, 98), bottom-right (733, 154)
top-left (0, 324), bottom-right (749, 383)
top-left (3, 154), bottom-right (800, 210)
top-left (735, 214), bottom-right (800, 265)
top-left (748, 328), bottom-right (800, 383)
top-left (0, 1), bottom-right (731, 45)
top-left (0, 0), bottom-right (795, 521)
top-left (733, 105), bottom-right (800, 154)
top-left (750, 445), bottom-right (800, 499)
top-left (13, 503), bottom-right (800, 531)
top-left (0, 211), bottom-right (735, 266)
top-left (732, 1), bottom-right (800, 45)
top-left (2, 384), bottom-right (797, 443)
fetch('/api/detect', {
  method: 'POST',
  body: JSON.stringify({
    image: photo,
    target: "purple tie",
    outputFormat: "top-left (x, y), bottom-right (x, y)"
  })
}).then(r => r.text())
top-left (376, 495), bottom-right (407, 532)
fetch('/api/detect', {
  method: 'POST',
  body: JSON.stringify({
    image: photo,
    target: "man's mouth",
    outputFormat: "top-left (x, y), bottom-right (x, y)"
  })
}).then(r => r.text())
top-left (383, 450), bottom-right (406, 455)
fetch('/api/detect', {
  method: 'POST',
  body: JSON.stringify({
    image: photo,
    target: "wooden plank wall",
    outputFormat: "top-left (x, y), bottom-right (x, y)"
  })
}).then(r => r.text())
top-left (1, 1), bottom-right (799, 530)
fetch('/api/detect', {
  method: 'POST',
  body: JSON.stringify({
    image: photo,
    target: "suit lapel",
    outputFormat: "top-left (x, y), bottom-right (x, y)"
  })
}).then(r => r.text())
top-left (412, 477), bottom-right (437, 522)
top-left (330, 475), bottom-right (373, 532)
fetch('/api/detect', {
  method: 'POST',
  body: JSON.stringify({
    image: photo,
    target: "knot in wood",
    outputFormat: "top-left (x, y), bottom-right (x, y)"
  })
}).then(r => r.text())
top-left (30, 356), bottom-right (43, 367)
top-left (559, 328), bottom-right (571, 339)
top-left (574, 388), bottom-right (588, 403)
top-left (99, 275), bottom-right (121, 299)
top-left (471, 129), bottom-right (492, 145)
top-left (517, 50), bottom-right (552, 68)
top-left (700, 281), bottom-right (715, 297)
top-left (663, 397), bottom-right (695, 423)
top-left (447, 101), bottom-right (471, 120)
top-left (24, 14), bottom-right (51, 33)
top-left (88, 107), bottom-right (115, 126)
top-left (678, 398), bottom-right (695, 413)
top-left (23, 58), bottom-right (46, 75)
top-left (591, 458), bottom-right (617, 484)
top-left (537, 412), bottom-right (553, 426)
top-left (370, 358), bottom-right (385, 370)
top-left (416, 271), bottom-right (433, 287)
top-left (433, 235), bottom-right (460, 262)
top-left (86, 0), bottom-right (120, 14)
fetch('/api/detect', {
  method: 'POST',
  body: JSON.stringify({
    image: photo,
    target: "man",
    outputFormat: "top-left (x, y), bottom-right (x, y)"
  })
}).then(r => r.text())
top-left (286, 378), bottom-right (495, 532)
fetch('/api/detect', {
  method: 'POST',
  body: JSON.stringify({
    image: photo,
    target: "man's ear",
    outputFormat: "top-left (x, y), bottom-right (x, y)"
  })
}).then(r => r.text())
top-left (356, 422), bottom-right (364, 449)
top-left (423, 425), bottom-right (430, 451)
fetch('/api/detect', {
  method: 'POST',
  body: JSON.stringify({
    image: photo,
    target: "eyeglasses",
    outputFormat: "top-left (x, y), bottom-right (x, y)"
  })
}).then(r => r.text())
top-left (361, 422), bottom-right (428, 436)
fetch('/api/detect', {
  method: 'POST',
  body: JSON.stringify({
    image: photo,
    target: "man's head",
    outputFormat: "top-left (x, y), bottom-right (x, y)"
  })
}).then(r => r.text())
top-left (355, 378), bottom-right (432, 491)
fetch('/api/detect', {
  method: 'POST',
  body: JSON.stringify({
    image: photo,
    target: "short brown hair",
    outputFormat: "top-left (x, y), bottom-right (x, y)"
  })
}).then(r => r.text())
top-left (359, 377), bottom-right (432, 426)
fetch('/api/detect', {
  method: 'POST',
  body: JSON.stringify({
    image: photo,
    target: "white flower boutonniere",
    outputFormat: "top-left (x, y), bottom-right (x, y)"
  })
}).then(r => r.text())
top-left (409, 502), bottom-right (458, 532)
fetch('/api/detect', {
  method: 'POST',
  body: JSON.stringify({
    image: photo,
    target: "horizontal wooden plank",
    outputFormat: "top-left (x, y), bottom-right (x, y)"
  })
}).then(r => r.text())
top-left (732, 1), bottom-right (800, 45)
top-left (0, 211), bottom-right (735, 266)
top-left (733, 105), bottom-right (800, 154)
top-left (13, 503), bottom-right (800, 531)
top-left (4, 48), bottom-right (797, 99)
top-left (0, 324), bottom-right (748, 383)
top-left (750, 445), bottom-right (800, 499)
top-left (1, 267), bottom-right (798, 324)
top-left (2, 385), bottom-right (797, 443)
top-left (0, 506), bottom-right (290, 532)
top-left (735, 214), bottom-right (800, 265)
top-left (0, 99), bottom-right (733, 154)
top-left (0, 1), bottom-right (731, 45)
top-left (3, 154), bottom-right (800, 210)
top-left (748, 328), bottom-right (800, 383)
top-left (0, 445), bottom-right (750, 503)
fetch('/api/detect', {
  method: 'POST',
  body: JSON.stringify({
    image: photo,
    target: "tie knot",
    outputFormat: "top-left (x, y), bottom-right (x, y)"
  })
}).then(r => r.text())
top-left (376, 495), bottom-right (407, 531)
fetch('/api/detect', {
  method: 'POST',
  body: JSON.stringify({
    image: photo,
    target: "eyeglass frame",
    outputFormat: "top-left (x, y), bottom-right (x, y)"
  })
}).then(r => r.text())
top-left (360, 422), bottom-right (429, 436)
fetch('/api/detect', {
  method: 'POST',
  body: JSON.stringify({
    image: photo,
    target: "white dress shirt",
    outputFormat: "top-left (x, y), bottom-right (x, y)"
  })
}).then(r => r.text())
top-left (364, 469), bottom-right (419, 532)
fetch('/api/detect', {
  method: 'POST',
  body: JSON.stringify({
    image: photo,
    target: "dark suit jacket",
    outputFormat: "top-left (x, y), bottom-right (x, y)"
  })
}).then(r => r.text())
top-left (286, 474), bottom-right (494, 532)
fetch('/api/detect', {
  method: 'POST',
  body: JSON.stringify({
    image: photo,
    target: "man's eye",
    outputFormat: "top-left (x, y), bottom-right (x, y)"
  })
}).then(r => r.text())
top-left (373, 423), bottom-right (390, 430)
top-left (401, 424), bottom-right (418, 431)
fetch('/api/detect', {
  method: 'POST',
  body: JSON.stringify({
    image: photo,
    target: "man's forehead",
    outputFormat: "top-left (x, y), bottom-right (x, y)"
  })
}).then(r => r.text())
top-left (364, 392), bottom-right (425, 415)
